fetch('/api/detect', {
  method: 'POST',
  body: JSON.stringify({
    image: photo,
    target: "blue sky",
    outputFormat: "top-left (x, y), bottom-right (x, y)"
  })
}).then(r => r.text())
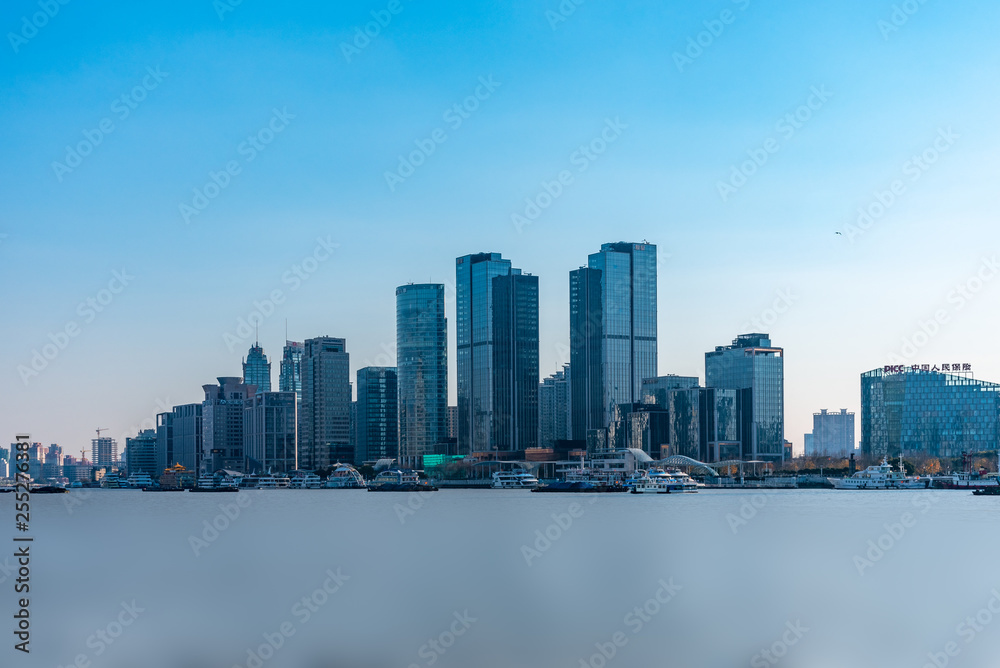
top-left (2, 0), bottom-right (999, 454)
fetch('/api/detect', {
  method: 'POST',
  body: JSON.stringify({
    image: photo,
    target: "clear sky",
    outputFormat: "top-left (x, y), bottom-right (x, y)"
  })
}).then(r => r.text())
top-left (2, 0), bottom-right (999, 456)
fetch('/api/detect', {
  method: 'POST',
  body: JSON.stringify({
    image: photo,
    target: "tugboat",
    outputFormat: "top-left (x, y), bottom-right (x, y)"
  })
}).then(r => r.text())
top-left (973, 486), bottom-right (1000, 496)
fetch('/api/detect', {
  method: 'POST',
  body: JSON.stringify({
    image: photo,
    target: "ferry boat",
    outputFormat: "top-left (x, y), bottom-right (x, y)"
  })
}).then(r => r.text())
top-left (627, 468), bottom-right (699, 494)
top-left (126, 472), bottom-right (155, 489)
top-left (325, 464), bottom-right (367, 489)
top-left (100, 475), bottom-right (129, 489)
top-left (491, 471), bottom-right (540, 489)
top-left (832, 456), bottom-right (928, 490)
top-left (255, 474), bottom-right (279, 489)
top-left (367, 469), bottom-right (438, 492)
top-left (289, 473), bottom-right (323, 489)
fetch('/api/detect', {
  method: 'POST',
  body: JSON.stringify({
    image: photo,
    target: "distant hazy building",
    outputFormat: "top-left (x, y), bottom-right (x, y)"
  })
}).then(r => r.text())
top-left (396, 284), bottom-right (449, 461)
top-left (300, 336), bottom-right (352, 469)
top-left (705, 333), bottom-right (784, 462)
top-left (539, 365), bottom-right (571, 450)
top-left (91, 437), bottom-right (118, 468)
top-left (861, 366), bottom-right (1000, 458)
top-left (570, 242), bottom-right (658, 439)
top-left (456, 253), bottom-right (539, 453)
top-left (202, 377), bottom-right (255, 472)
top-left (42, 444), bottom-right (63, 480)
top-left (156, 403), bottom-right (203, 474)
top-left (125, 429), bottom-right (158, 476)
top-left (356, 367), bottom-right (399, 463)
top-left (279, 340), bottom-right (304, 397)
top-left (805, 409), bottom-right (855, 457)
top-left (244, 391), bottom-right (297, 473)
top-left (243, 342), bottom-right (272, 393)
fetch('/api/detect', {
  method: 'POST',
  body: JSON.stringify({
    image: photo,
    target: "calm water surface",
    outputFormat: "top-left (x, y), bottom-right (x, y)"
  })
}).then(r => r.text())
top-left (4, 488), bottom-right (1000, 667)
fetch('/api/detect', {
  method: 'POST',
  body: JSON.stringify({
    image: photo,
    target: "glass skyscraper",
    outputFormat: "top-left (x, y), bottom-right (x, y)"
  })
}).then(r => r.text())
top-left (456, 253), bottom-right (539, 453)
top-left (279, 340), bottom-right (304, 397)
top-left (299, 337), bottom-right (352, 469)
top-left (396, 284), bottom-right (448, 462)
top-left (156, 402), bottom-right (203, 474)
top-left (202, 377), bottom-right (255, 472)
top-left (356, 366), bottom-right (398, 463)
top-left (243, 342), bottom-right (271, 392)
top-left (570, 242), bottom-right (658, 439)
top-left (861, 367), bottom-right (1000, 458)
top-left (705, 333), bottom-right (784, 461)
top-left (244, 391), bottom-right (297, 473)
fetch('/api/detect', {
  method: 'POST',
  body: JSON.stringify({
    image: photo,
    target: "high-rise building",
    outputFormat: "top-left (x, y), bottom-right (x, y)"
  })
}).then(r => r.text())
top-left (244, 391), bottom-right (297, 473)
top-left (447, 406), bottom-right (458, 440)
top-left (202, 377), bottom-right (256, 472)
top-left (299, 337), bottom-right (352, 469)
top-left (705, 333), bottom-right (784, 462)
top-left (539, 365), bottom-right (571, 450)
top-left (125, 429), bottom-right (158, 476)
top-left (42, 444), bottom-right (63, 481)
top-left (243, 342), bottom-right (272, 393)
top-left (91, 437), bottom-right (118, 467)
top-left (356, 367), bottom-right (398, 463)
top-left (396, 284), bottom-right (449, 461)
top-left (805, 409), bottom-right (855, 457)
top-left (570, 242), bottom-right (657, 439)
top-left (861, 366), bottom-right (1000, 458)
top-left (641, 375), bottom-right (700, 407)
top-left (456, 253), bottom-right (539, 453)
top-left (156, 403), bottom-right (203, 474)
top-left (279, 340), bottom-right (304, 397)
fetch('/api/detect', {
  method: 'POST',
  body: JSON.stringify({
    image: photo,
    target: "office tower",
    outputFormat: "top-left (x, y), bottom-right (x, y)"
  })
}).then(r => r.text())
top-left (447, 406), bottom-right (458, 440)
top-left (279, 340), bottom-right (304, 396)
top-left (202, 377), bottom-right (255, 472)
top-left (91, 437), bottom-right (118, 467)
top-left (456, 254), bottom-right (539, 453)
top-left (156, 403), bottom-right (203, 474)
top-left (705, 333), bottom-right (784, 462)
top-left (539, 365), bottom-right (571, 450)
top-left (125, 429), bottom-right (158, 476)
top-left (244, 391), bottom-right (297, 473)
top-left (299, 337), bottom-right (351, 469)
top-left (804, 409), bottom-right (855, 457)
top-left (862, 365), bottom-right (998, 458)
top-left (396, 284), bottom-right (449, 461)
top-left (663, 387), bottom-right (739, 462)
top-left (243, 342), bottom-right (272, 393)
top-left (356, 367), bottom-right (398, 463)
top-left (641, 375), bottom-right (700, 407)
top-left (570, 242), bottom-right (658, 439)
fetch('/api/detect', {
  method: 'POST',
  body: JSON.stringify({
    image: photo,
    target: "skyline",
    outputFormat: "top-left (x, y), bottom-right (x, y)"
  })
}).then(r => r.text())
top-left (4, 0), bottom-right (1000, 454)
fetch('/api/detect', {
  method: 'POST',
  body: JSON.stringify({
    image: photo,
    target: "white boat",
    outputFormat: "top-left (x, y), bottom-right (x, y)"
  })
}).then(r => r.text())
top-left (491, 470), bottom-right (540, 489)
top-left (833, 456), bottom-right (928, 490)
top-left (289, 473), bottom-right (322, 489)
top-left (273, 475), bottom-right (291, 488)
top-left (627, 468), bottom-right (698, 494)
top-left (325, 464), bottom-right (367, 489)
top-left (100, 475), bottom-right (129, 489)
top-left (255, 474), bottom-right (278, 489)
top-left (127, 472), bottom-right (154, 488)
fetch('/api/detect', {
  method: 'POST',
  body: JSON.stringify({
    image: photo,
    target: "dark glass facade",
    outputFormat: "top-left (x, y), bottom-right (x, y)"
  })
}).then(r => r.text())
top-left (279, 340), bottom-right (303, 396)
top-left (299, 337), bottom-right (352, 468)
top-left (156, 403), bottom-right (203, 474)
top-left (570, 242), bottom-right (658, 438)
top-left (456, 253), bottom-right (539, 453)
top-left (396, 284), bottom-right (448, 460)
top-left (356, 366), bottom-right (398, 463)
top-left (243, 343), bottom-right (271, 393)
top-left (243, 391), bottom-right (297, 473)
top-left (202, 377), bottom-right (255, 472)
top-left (705, 334), bottom-right (784, 461)
top-left (125, 429), bottom-right (158, 476)
top-left (861, 368), bottom-right (1000, 457)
